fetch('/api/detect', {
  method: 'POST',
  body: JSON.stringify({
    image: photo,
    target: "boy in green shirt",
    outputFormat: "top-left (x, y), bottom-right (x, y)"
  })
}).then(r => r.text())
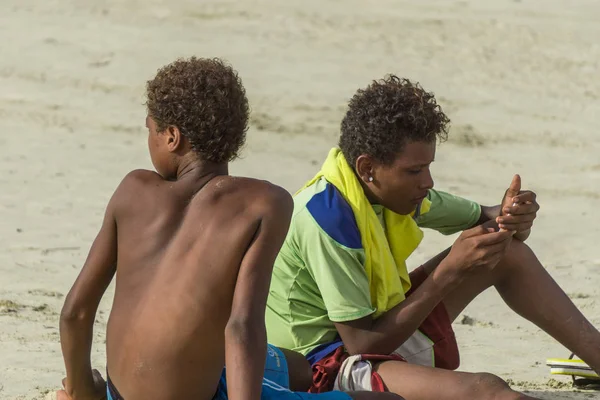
top-left (266, 76), bottom-right (600, 400)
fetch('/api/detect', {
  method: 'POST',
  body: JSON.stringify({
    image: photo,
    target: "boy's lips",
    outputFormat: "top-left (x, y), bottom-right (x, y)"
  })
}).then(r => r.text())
top-left (411, 194), bottom-right (427, 204)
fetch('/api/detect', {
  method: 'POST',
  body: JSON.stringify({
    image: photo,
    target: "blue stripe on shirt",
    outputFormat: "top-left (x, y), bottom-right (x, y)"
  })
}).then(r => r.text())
top-left (306, 183), bottom-right (362, 250)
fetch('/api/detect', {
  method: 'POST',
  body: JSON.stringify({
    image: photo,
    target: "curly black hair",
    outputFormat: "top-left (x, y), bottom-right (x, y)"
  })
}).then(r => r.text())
top-left (339, 75), bottom-right (449, 167)
top-left (146, 57), bottom-right (249, 163)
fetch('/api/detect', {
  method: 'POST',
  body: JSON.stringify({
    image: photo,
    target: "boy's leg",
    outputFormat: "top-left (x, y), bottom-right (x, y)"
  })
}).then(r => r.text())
top-left (424, 240), bottom-right (600, 373)
top-left (272, 349), bottom-right (407, 399)
top-left (346, 392), bottom-right (404, 400)
top-left (374, 360), bottom-right (539, 400)
top-left (260, 356), bottom-right (535, 400)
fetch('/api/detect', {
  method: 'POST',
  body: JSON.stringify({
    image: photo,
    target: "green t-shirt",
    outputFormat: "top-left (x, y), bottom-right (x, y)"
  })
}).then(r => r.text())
top-left (265, 177), bottom-right (481, 355)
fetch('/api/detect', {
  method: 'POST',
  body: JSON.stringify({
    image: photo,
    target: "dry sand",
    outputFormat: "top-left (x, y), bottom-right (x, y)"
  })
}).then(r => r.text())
top-left (1, 0), bottom-right (599, 399)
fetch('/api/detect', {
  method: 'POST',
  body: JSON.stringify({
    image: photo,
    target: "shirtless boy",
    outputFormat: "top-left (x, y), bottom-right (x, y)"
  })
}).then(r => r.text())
top-left (56, 57), bottom-right (401, 400)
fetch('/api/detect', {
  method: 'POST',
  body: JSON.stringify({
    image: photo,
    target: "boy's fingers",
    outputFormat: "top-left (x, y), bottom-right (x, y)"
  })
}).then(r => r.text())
top-left (475, 229), bottom-right (514, 246)
top-left (497, 214), bottom-right (536, 224)
top-left (505, 174), bottom-right (521, 199)
top-left (481, 219), bottom-right (499, 230)
top-left (499, 222), bottom-right (533, 232)
top-left (502, 203), bottom-right (538, 216)
top-left (485, 237), bottom-right (512, 255)
top-left (512, 190), bottom-right (536, 204)
top-left (461, 224), bottom-right (493, 238)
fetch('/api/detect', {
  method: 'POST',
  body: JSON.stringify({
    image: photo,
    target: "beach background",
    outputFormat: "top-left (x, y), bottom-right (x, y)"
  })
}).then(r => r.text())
top-left (1, 0), bottom-right (599, 399)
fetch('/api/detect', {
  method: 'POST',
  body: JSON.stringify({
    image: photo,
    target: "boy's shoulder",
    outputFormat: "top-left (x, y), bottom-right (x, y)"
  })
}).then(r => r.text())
top-left (114, 169), bottom-right (164, 194)
top-left (106, 169), bottom-right (164, 213)
top-left (120, 169), bottom-right (164, 186)
top-left (217, 176), bottom-right (293, 213)
top-left (203, 176), bottom-right (293, 226)
top-left (108, 172), bottom-right (293, 220)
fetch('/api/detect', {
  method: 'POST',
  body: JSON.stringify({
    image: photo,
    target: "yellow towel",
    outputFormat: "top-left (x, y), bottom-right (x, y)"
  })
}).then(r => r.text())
top-left (299, 148), bottom-right (431, 319)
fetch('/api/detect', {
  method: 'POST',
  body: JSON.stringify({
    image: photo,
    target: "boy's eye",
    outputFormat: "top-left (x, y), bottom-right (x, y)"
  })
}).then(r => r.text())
top-left (408, 169), bottom-right (421, 175)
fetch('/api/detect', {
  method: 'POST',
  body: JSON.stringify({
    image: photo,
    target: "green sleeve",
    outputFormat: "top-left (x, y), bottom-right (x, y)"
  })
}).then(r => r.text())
top-left (295, 209), bottom-right (376, 322)
top-left (415, 189), bottom-right (482, 235)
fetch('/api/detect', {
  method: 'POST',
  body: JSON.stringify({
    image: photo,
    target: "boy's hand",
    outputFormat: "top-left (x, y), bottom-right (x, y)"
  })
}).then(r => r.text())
top-left (496, 174), bottom-right (539, 239)
top-left (440, 221), bottom-right (513, 279)
top-left (57, 369), bottom-right (106, 400)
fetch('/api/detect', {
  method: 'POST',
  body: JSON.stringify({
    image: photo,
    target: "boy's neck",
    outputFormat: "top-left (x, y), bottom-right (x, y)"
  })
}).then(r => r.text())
top-left (176, 155), bottom-right (228, 182)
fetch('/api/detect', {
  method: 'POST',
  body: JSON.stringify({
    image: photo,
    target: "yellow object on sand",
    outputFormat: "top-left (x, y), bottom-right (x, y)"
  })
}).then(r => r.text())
top-left (299, 148), bottom-right (431, 319)
top-left (546, 357), bottom-right (599, 379)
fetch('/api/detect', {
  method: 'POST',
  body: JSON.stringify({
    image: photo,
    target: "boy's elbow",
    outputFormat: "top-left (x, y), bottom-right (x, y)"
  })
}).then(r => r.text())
top-left (60, 301), bottom-right (92, 325)
top-left (225, 316), bottom-right (265, 344)
top-left (345, 342), bottom-right (389, 356)
top-left (341, 332), bottom-right (389, 356)
top-left (344, 339), bottom-right (371, 356)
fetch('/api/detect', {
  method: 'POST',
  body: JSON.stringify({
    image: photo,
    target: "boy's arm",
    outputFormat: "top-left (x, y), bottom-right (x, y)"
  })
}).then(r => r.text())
top-left (60, 194), bottom-right (119, 400)
top-left (335, 223), bottom-right (513, 355)
top-left (416, 188), bottom-right (535, 241)
top-left (225, 187), bottom-right (293, 400)
top-left (476, 205), bottom-right (502, 227)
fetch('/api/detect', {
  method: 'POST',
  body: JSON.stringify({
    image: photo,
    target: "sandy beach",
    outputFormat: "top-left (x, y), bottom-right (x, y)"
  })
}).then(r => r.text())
top-left (1, 0), bottom-right (599, 398)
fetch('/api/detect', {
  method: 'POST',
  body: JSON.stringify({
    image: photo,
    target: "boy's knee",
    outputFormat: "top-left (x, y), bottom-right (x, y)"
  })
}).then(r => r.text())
top-left (471, 373), bottom-right (528, 400)
top-left (471, 373), bottom-right (511, 397)
top-left (505, 239), bottom-right (534, 262)
top-left (498, 239), bottom-right (535, 274)
top-left (474, 372), bottom-right (509, 390)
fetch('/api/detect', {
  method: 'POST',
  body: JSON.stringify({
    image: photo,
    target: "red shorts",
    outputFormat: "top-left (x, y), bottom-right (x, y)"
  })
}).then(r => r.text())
top-left (309, 266), bottom-right (460, 393)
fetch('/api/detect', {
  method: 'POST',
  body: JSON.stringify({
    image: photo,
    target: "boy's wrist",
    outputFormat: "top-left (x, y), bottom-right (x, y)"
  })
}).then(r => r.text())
top-left (513, 228), bottom-right (531, 242)
top-left (430, 259), bottom-right (464, 294)
top-left (65, 371), bottom-right (97, 398)
top-left (70, 384), bottom-right (106, 400)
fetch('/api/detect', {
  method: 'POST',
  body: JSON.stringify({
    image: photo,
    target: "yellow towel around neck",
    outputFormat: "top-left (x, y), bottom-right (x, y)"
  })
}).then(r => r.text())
top-left (299, 148), bottom-right (431, 319)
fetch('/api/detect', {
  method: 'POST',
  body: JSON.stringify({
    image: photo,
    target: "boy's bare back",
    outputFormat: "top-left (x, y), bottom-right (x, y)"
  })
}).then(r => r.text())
top-left (65, 168), bottom-right (291, 400)
top-left (105, 171), bottom-right (290, 399)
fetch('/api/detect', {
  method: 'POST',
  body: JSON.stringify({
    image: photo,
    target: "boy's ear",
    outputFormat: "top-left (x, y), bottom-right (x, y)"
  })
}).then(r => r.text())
top-left (355, 154), bottom-right (375, 183)
top-left (164, 125), bottom-right (185, 152)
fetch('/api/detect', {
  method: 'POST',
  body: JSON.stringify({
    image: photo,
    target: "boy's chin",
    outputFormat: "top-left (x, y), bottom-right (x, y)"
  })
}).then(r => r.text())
top-left (392, 203), bottom-right (418, 216)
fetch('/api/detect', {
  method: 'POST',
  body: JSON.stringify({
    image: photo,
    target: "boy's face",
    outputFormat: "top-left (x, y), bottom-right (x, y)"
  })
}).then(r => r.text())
top-left (368, 140), bottom-right (436, 215)
top-left (146, 116), bottom-right (177, 179)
